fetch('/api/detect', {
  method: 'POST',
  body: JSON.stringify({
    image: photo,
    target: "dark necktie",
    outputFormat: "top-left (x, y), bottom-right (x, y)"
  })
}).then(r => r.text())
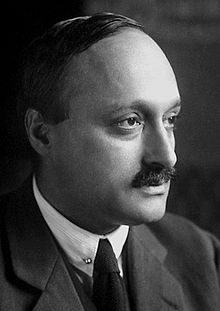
top-left (92, 238), bottom-right (128, 311)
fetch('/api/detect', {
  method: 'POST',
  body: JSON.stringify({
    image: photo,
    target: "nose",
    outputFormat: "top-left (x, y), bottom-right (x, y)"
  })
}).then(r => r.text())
top-left (142, 126), bottom-right (177, 168)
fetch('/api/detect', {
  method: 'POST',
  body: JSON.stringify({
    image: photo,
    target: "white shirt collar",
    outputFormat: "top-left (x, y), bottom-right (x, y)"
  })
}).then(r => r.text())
top-left (33, 176), bottom-right (129, 277)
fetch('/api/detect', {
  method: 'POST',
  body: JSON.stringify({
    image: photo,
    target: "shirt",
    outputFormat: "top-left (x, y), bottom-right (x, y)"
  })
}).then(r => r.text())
top-left (33, 176), bottom-right (129, 279)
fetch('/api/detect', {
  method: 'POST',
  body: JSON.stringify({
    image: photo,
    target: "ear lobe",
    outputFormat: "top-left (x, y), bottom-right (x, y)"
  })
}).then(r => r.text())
top-left (25, 108), bottom-right (51, 156)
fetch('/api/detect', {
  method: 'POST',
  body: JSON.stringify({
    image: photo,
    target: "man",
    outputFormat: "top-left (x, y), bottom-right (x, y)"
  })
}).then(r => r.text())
top-left (0, 13), bottom-right (219, 311)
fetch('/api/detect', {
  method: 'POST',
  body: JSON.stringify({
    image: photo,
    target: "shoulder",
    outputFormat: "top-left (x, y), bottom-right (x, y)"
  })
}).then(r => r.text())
top-left (0, 175), bottom-right (32, 204)
top-left (0, 175), bottom-right (33, 227)
top-left (149, 212), bottom-right (220, 254)
top-left (0, 190), bottom-right (20, 219)
top-left (0, 192), bottom-right (13, 219)
top-left (148, 213), bottom-right (220, 275)
top-left (139, 214), bottom-right (220, 309)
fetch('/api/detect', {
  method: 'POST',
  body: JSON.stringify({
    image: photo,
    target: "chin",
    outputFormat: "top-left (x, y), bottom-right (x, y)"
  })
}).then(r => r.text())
top-left (124, 192), bottom-right (168, 226)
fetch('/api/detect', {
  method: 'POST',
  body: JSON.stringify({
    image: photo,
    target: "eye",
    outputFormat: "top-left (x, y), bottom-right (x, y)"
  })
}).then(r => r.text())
top-left (117, 116), bottom-right (143, 130)
top-left (163, 114), bottom-right (180, 130)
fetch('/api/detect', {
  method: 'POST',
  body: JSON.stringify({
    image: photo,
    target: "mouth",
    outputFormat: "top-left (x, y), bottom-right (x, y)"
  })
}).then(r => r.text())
top-left (135, 182), bottom-right (169, 196)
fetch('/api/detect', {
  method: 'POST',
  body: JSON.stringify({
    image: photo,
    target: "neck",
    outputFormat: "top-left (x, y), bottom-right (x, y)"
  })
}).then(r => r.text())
top-left (34, 171), bottom-right (120, 235)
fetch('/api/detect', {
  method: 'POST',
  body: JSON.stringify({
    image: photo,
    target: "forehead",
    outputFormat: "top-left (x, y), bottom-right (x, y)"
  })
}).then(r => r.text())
top-left (64, 29), bottom-right (180, 115)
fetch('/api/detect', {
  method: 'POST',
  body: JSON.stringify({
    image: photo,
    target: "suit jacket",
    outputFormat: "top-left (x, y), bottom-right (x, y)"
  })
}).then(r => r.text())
top-left (0, 177), bottom-right (220, 311)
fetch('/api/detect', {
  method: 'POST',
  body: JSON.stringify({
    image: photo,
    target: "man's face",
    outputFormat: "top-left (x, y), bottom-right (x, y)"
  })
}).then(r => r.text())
top-left (45, 30), bottom-right (181, 234)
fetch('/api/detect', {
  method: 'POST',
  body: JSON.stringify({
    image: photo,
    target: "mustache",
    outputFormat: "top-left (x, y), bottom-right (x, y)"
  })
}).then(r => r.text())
top-left (132, 165), bottom-right (176, 188)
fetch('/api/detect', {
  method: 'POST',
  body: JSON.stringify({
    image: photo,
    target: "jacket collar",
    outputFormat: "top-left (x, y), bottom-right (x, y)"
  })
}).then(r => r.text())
top-left (125, 224), bottom-right (185, 311)
top-left (5, 176), bottom-right (58, 290)
top-left (5, 176), bottom-right (86, 310)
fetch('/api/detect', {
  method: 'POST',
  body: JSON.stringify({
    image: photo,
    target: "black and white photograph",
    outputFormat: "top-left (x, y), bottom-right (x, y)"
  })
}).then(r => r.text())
top-left (1, 1), bottom-right (220, 310)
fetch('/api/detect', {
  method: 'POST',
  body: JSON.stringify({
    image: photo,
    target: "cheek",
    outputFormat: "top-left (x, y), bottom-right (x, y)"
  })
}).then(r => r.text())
top-left (80, 130), bottom-right (142, 181)
top-left (52, 124), bottom-right (142, 187)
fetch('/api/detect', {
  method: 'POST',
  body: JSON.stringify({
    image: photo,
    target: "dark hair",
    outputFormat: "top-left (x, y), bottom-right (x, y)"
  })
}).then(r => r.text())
top-left (16, 12), bottom-right (144, 158)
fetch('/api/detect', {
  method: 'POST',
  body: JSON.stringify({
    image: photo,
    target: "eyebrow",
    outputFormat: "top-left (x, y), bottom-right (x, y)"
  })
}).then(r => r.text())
top-left (166, 99), bottom-right (182, 111)
top-left (106, 98), bottom-right (182, 115)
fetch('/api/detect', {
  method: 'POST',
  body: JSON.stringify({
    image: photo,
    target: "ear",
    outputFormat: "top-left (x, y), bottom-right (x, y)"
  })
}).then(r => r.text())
top-left (25, 108), bottom-right (51, 156)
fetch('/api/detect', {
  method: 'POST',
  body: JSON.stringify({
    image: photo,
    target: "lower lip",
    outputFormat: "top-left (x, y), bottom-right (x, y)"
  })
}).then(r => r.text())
top-left (136, 183), bottom-right (168, 196)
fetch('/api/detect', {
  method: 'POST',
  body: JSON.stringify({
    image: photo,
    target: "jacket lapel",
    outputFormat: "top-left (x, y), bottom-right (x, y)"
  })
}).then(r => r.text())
top-left (125, 225), bottom-right (186, 311)
top-left (32, 256), bottom-right (85, 311)
top-left (5, 177), bottom-right (85, 311)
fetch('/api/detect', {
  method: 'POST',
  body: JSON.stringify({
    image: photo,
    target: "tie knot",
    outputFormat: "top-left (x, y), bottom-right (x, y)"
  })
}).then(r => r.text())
top-left (94, 239), bottom-right (119, 274)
